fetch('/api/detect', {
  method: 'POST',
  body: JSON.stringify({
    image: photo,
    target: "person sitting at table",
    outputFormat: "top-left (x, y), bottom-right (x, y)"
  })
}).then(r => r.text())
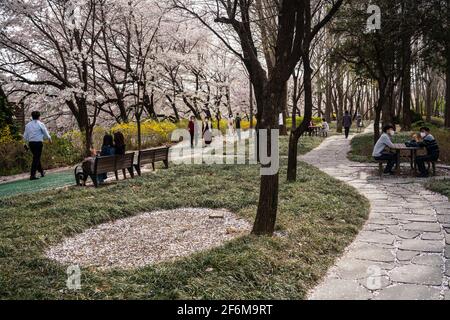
top-left (321, 118), bottom-right (330, 137)
top-left (372, 124), bottom-right (397, 175)
top-left (415, 127), bottom-right (440, 178)
top-left (308, 120), bottom-right (314, 136)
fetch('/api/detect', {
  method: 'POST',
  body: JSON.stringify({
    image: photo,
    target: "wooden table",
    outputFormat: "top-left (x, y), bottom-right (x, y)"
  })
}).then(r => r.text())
top-left (308, 126), bottom-right (321, 136)
top-left (389, 143), bottom-right (423, 176)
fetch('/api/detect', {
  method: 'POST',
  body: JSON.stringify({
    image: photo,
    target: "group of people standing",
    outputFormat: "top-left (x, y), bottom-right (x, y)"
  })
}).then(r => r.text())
top-left (188, 113), bottom-right (242, 148)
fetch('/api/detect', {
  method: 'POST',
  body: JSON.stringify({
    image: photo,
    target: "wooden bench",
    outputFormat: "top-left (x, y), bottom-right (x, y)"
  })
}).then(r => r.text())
top-left (80, 153), bottom-right (135, 187)
top-left (376, 160), bottom-right (386, 178)
top-left (134, 146), bottom-right (169, 176)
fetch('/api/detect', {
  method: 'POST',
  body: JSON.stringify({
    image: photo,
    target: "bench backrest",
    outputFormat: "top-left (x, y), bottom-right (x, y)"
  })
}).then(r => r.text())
top-left (115, 153), bottom-right (134, 170)
top-left (154, 147), bottom-right (169, 162)
top-left (138, 147), bottom-right (169, 165)
top-left (139, 149), bottom-right (156, 165)
top-left (95, 153), bottom-right (135, 174)
top-left (95, 156), bottom-right (116, 174)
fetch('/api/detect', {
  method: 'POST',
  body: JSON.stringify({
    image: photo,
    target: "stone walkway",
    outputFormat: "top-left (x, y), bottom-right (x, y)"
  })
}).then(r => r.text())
top-left (302, 130), bottom-right (450, 300)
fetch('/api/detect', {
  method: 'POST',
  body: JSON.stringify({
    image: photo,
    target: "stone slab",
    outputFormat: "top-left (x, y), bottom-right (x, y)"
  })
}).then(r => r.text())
top-left (374, 284), bottom-right (441, 300)
top-left (403, 222), bottom-right (441, 233)
top-left (399, 239), bottom-right (444, 253)
top-left (389, 264), bottom-right (442, 286)
top-left (309, 279), bottom-right (373, 300)
top-left (411, 255), bottom-right (443, 266)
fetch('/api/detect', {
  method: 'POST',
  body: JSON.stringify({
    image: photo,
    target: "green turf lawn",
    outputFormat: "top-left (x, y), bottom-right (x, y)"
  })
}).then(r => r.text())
top-left (0, 170), bottom-right (74, 198)
top-left (0, 136), bottom-right (370, 299)
top-left (426, 179), bottom-right (450, 200)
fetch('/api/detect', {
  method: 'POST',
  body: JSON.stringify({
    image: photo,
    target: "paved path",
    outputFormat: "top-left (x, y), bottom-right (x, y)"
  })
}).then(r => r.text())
top-left (302, 129), bottom-right (450, 300)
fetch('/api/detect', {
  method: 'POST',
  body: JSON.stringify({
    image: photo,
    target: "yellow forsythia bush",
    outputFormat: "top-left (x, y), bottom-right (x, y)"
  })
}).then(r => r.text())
top-left (0, 125), bottom-right (14, 144)
top-left (65, 120), bottom-right (179, 152)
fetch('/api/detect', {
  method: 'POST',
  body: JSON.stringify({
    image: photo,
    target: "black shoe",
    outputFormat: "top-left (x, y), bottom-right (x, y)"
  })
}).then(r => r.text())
top-left (417, 173), bottom-right (429, 178)
top-left (40, 171), bottom-right (45, 177)
top-left (30, 176), bottom-right (39, 181)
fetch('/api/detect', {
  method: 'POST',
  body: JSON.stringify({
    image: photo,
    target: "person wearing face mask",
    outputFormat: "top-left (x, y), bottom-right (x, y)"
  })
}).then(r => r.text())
top-left (415, 127), bottom-right (440, 178)
top-left (372, 124), bottom-right (397, 175)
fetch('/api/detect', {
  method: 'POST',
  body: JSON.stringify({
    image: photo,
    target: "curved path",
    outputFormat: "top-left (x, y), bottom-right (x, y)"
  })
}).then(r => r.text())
top-left (302, 130), bottom-right (450, 300)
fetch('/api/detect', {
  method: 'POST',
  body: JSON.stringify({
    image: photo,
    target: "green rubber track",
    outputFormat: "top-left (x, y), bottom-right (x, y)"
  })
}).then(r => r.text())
top-left (0, 170), bottom-right (75, 198)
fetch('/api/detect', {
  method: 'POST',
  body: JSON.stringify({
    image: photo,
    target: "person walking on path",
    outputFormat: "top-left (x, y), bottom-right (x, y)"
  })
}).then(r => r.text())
top-left (235, 113), bottom-right (242, 141)
top-left (188, 116), bottom-right (196, 148)
top-left (415, 127), bottom-right (440, 178)
top-left (321, 118), bottom-right (330, 137)
top-left (23, 111), bottom-right (52, 180)
top-left (227, 114), bottom-right (235, 135)
top-left (356, 113), bottom-right (363, 133)
top-left (203, 117), bottom-right (213, 146)
top-left (342, 110), bottom-right (352, 139)
top-left (372, 124), bottom-right (397, 175)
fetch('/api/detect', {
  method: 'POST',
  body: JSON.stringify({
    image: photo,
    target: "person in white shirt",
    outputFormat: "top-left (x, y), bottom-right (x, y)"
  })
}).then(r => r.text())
top-left (372, 124), bottom-right (396, 175)
top-left (321, 118), bottom-right (330, 137)
top-left (23, 111), bottom-right (52, 180)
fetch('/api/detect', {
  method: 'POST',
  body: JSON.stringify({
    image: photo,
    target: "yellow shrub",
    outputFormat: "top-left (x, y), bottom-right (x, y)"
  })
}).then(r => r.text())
top-left (0, 126), bottom-right (14, 145)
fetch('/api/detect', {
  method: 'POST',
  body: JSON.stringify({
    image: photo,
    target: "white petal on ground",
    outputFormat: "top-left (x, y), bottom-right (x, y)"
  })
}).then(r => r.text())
top-left (45, 208), bottom-right (251, 271)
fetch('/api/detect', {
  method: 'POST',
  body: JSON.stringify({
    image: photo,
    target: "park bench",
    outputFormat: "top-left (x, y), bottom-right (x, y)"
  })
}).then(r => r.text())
top-left (376, 157), bottom-right (438, 178)
top-left (75, 153), bottom-right (135, 187)
top-left (134, 146), bottom-right (170, 176)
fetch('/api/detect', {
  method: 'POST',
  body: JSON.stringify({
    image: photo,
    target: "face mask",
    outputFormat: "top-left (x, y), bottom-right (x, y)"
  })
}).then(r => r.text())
top-left (420, 132), bottom-right (426, 138)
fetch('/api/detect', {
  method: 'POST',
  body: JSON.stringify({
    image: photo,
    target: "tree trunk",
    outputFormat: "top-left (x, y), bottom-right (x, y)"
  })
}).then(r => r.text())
top-left (252, 83), bottom-right (281, 235)
top-left (402, 37), bottom-right (412, 131)
top-left (425, 80), bottom-right (432, 123)
top-left (446, 50), bottom-right (450, 128)
top-left (253, 173), bottom-right (279, 235)
top-left (279, 82), bottom-right (288, 136)
top-left (287, 51), bottom-right (313, 182)
top-left (336, 62), bottom-right (344, 133)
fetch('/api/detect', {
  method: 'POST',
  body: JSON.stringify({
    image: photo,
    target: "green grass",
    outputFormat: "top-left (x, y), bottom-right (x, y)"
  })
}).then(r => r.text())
top-left (426, 179), bottom-right (450, 200)
top-left (0, 170), bottom-right (74, 198)
top-left (279, 134), bottom-right (326, 156)
top-left (0, 136), bottom-right (369, 299)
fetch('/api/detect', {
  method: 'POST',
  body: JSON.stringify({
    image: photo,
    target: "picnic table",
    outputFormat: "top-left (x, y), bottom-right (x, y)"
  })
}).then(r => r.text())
top-left (308, 126), bottom-right (321, 137)
top-left (389, 143), bottom-right (423, 176)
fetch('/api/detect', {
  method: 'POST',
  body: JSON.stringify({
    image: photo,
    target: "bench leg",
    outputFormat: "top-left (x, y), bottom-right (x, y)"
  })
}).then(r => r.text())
top-left (432, 162), bottom-right (436, 176)
top-left (163, 160), bottom-right (169, 169)
top-left (134, 164), bottom-right (141, 176)
top-left (122, 168), bottom-right (127, 180)
top-left (379, 162), bottom-right (383, 178)
top-left (115, 171), bottom-right (119, 181)
top-left (91, 175), bottom-right (98, 188)
top-left (152, 162), bottom-right (155, 171)
top-left (128, 167), bottom-right (135, 178)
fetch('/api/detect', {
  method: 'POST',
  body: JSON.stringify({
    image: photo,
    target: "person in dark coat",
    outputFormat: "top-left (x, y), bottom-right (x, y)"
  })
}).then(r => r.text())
top-left (342, 110), bottom-right (352, 139)
top-left (114, 131), bottom-right (126, 155)
top-left (415, 127), bottom-right (440, 178)
top-left (188, 116), bottom-right (195, 148)
top-left (235, 113), bottom-right (242, 141)
top-left (98, 134), bottom-right (115, 183)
